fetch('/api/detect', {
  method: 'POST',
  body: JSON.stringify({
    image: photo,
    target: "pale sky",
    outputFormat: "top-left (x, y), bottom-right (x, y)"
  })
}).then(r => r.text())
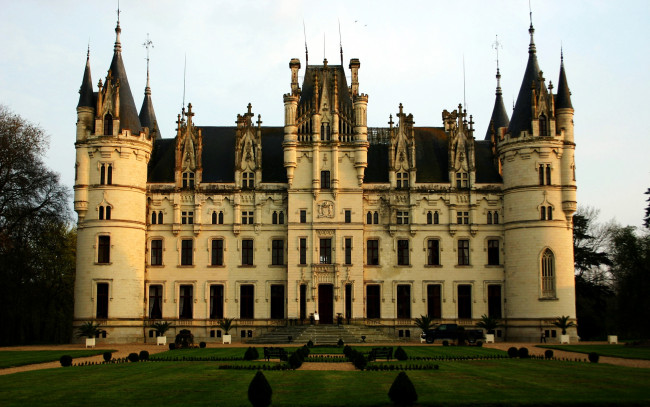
top-left (1, 0), bottom-right (648, 228)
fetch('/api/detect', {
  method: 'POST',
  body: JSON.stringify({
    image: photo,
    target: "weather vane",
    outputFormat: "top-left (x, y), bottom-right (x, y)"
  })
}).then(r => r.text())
top-left (492, 35), bottom-right (502, 70)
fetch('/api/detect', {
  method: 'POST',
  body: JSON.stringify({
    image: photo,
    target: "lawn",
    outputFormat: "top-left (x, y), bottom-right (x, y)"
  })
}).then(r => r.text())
top-left (1, 358), bottom-right (649, 406)
top-left (539, 344), bottom-right (650, 360)
top-left (0, 350), bottom-right (115, 369)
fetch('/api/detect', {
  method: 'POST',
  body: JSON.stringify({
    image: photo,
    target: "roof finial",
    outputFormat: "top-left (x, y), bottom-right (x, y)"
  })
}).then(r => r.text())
top-left (492, 35), bottom-right (503, 95)
top-left (303, 20), bottom-right (309, 66)
top-left (528, 0), bottom-right (536, 54)
top-left (338, 19), bottom-right (344, 66)
top-left (143, 33), bottom-right (153, 94)
top-left (561, 43), bottom-right (564, 65)
top-left (114, 0), bottom-right (122, 53)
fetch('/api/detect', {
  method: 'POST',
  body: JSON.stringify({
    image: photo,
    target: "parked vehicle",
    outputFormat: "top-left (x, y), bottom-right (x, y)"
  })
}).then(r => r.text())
top-left (422, 324), bottom-right (484, 344)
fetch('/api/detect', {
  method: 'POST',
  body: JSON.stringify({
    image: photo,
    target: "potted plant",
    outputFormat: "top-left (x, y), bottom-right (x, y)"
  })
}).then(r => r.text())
top-left (414, 315), bottom-right (435, 343)
top-left (150, 321), bottom-right (172, 345)
top-left (553, 315), bottom-right (576, 344)
top-left (476, 314), bottom-right (501, 343)
top-left (219, 318), bottom-right (235, 344)
top-left (77, 321), bottom-right (101, 348)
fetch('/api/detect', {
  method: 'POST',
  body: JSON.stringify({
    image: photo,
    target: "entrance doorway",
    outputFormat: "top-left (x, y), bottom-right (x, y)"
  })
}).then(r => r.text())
top-left (318, 284), bottom-right (334, 324)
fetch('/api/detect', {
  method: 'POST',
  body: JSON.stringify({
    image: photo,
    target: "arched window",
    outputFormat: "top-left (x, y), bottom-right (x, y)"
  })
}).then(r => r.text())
top-left (218, 211), bottom-right (224, 224)
top-left (427, 212), bottom-right (433, 225)
top-left (494, 212), bottom-right (499, 224)
top-left (157, 212), bottom-right (163, 224)
top-left (367, 212), bottom-right (372, 224)
top-left (151, 212), bottom-right (157, 224)
top-left (104, 114), bottom-right (113, 136)
top-left (540, 207), bottom-right (546, 220)
top-left (99, 206), bottom-right (105, 220)
top-left (541, 249), bottom-right (556, 297)
top-left (539, 114), bottom-right (548, 137)
top-left (547, 206), bottom-right (553, 220)
top-left (212, 212), bottom-right (217, 225)
top-left (105, 206), bottom-right (111, 220)
top-left (107, 164), bottom-right (112, 185)
top-left (373, 211), bottom-right (379, 224)
top-left (272, 211), bottom-right (278, 224)
top-left (278, 212), bottom-right (284, 224)
top-left (487, 212), bottom-right (493, 224)
top-left (433, 212), bottom-right (439, 224)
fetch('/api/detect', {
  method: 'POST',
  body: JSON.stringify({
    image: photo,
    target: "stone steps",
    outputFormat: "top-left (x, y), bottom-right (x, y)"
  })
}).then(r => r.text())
top-left (246, 324), bottom-right (395, 345)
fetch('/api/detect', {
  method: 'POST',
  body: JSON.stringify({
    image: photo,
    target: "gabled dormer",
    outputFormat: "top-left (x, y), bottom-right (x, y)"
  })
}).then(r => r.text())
top-left (388, 104), bottom-right (416, 189)
top-left (175, 104), bottom-right (202, 190)
top-left (443, 104), bottom-right (476, 189)
top-left (235, 104), bottom-right (262, 190)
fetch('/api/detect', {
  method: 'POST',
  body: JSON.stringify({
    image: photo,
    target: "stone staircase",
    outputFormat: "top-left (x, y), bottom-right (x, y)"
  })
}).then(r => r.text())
top-left (246, 324), bottom-right (395, 345)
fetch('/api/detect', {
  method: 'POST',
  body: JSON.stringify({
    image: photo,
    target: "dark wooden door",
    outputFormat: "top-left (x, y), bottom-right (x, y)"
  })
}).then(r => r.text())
top-left (318, 284), bottom-right (334, 324)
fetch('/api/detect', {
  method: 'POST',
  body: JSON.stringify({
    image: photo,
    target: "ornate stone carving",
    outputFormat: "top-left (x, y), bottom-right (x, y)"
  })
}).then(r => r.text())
top-left (317, 200), bottom-right (335, 218)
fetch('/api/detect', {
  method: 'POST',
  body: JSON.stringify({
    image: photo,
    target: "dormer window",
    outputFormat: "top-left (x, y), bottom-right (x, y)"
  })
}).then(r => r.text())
top-left (539, 114), bottom-right (548, 137)
top-left (397, 172), bottom-right (409, 189)
top-left (182, 172), bottom-right (195, 189)
top-left (103, 114), bottom-right (113, 136)
top-left (456, 172), bottom-right (468, 188)
top-left (242, 172), bottom-right (254, 189)
top-left (321, 123), bottom-right (331, 141)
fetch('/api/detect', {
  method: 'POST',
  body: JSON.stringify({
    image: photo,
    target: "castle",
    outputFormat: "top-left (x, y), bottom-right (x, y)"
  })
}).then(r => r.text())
top-left (73, 17), bottom-right (577, 343)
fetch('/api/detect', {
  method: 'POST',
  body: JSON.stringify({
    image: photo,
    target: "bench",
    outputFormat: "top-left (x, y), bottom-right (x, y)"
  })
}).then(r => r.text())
top-left (263, 347), bottom-right (288, 361)
top-left (368, 347), bottom-right (393, 361)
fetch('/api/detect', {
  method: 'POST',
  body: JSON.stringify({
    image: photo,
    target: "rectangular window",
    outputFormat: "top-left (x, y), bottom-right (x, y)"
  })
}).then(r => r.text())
top-left (366, 285), bottom-right (381, 319)
top-left (270, 285), bottom-right (285, 319)
top-left (299, 238), bottom-right (307, 265)
top-left (181, 239), bottom-right (193, 266)
top-left (458, 239), bottom-right (470, 265)
top-left (457, 284), bottom-right (472, 319)
top-left (427, 239), bottom-right (440, 266)
top-left (396, 285), bottom-right (411, 319)
top-left (456, 172), bottom-right (468, 188)
top-left (397, 172), bottom-right (409, 189)
top-left (242, 211), bottom-right (254, 225)
top-left (456, 211), bottom-right (469, 225)
top-left (488, 285), bottom-right (502, 319)
top-left (427, 284), bottom-right (442, 319)
top-left (345, 210), bottom-right (351, 223)
top-left (151, 239), bottom-right (163, 266)
top-left (319, 238), bottom-right (332, 264)
top-left (210, 285), bottom-right (224, 319)
top-left (345, 284), bottom-right (352, 320)
top-left (182, 172), bottom-right (195, 189)
top-left (182, 211), bottom-right (194, 225)
top-left (179, 285), bottom-right (193, 319)
top-left (149, 285), bottom-right (162, 319)
top-left (242, 172), bottom-right (254, 189)
top-left (98, 236), bottom-right (110, 263)
top-left (240, 284), bottom-right (254, 319)
top-left (539, 164), bottom-right (545, 185)
top-left (344, 238), bottom-right (352, 265)
top-left (299, 284), bottom-right (307, 320)
top-left (242, 239), bottom-right (254, 265)
top-left (300, 210), bottom-right (307, 223)
top-left (397, 239), bottom-right (409, 265)
top-left (367, 239), bottom-right (379, 265)
top-left (397, 211), bottom-right (409, 225)
top-left (488, 239), bottom-right (500, 265)
top-left (272, 239), bottom-right (284, 265)
top-left (211, 239), bottom-right (224, 266)
top-left (320, 170), bottom-right (331, 189)
top-left (96, 283), bottom-right (109, 319)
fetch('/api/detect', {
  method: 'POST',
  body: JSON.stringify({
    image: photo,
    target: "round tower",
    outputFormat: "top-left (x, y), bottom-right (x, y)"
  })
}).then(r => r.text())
top-left (497, 24), bottom-right (577, 342)
top-left (74, 19), bottom-right (153, 343)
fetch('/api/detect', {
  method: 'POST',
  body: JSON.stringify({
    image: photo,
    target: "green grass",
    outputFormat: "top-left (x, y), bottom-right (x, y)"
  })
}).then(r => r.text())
top-left (539, 344), bottom-right (650, 360)
top-left (0, 350), bottom-right (115, 369)
top-left (1, 359), bottom-right (649, 406)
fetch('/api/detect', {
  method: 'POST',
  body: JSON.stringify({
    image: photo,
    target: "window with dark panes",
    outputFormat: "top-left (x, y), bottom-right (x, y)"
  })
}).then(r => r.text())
top-left (319, 238), bottom-right (332, 264)
top-left (98, 236), bottom-right (110, 263)
top-left (367, 239), bottom-right (379, 265)
top-left (344, 238), bottom-right (352, 265)
top-left (458, 239), bottom-right (470, 265)
top-left (272, 239), bottom-right (284, 265)
top-left (242, 239), bottom-right (254, 265)
top-left (397, 239), bottom-right (409, 265)
top-left (149, 285), bottom-right (162, 319)
top-left (179, 285), bottom-right (193, 319)
top-left (151, 239), bottom-right (163, 266)
top-left (210, 285), bottom-right (224, 319)
top-left (96, 283), bottom-right (109, 319)
top-left (427, 239), bottom-right (440, 265)
top-left (299, 238), bottom-right (307, 265)
top-left (211, 239), bottom-right (224, 266)
top-left (488, 239), bottom-right (500, 265)
top-left (181, 239), bottom-right (193, 265)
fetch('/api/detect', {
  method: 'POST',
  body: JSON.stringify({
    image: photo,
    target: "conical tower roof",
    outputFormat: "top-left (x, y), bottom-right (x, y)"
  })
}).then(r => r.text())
top-left (77, 48), bottom-right (94, 108)
top-left (555, 52), bottom-right (573, 109)
top-left (106, 20), bottom-right (142, 134)
top-left (507, 24), bottom-right (541, 137)
top-left (485, 68), bottom-right (510, 140)
top-left (139, 79), bottom-right (161, 139)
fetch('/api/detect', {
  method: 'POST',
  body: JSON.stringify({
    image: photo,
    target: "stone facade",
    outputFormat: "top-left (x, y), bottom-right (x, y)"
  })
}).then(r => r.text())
top-left (73, 20), bottom-right (577, 343)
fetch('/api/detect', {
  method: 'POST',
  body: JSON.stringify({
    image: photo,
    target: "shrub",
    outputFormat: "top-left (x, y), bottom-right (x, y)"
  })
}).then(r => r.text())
top-left (507, 347), bottom-right (518, 358)
top-left (299, 345), bottom-right (310, 357)
top-left (168, 343), bottom-right (176, 350)
top-left (395, 346), bottom-right (408, 361)
top-left (199, 341), bottom-right (206, 348)
top-left (60, 355), bottom-right (72, 367)
top-left (343, 345), bottom-right (352, 358)
top-left (337, 338), bottom-right (344, 347)
top-left (127, 353), bottom-right (140, 362)
top-left (544, 349), bottom-right (554, 359)
top-left (588, 352), bottom-right (599, 363)
top-left (307, 339), bottom-right (314, 348)
top-left (517, 347), bottom-right (529, 358)
top-left (353, 352), bottom-right (368, 370)
top-left (102, 351), bottom-right (112, 362)
top-left (476, 341), bottom-right (483, 347)
top-left (388, 371), bottom-right (418, 406)
top-left (288, 351), bottom-right (303, 369)
top-left (248, 371), bottom-right (272, 407)
top-left (244, 346), bottom-right (260, 361)
top-left (442, 340), bottom-right (449, 347)
top-left (139, 350), bottom-right (149, 361)
top-left (175, 329), bottom-right (194, 348)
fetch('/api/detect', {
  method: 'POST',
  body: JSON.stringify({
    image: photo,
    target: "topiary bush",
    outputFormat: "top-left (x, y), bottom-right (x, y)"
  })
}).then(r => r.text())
top-left (517, 347), bottom-right (529, 358)
top-left (337, 338), bottom-right (344, 347)
top-left (395, 346), bottom-right (408, 361)
top-left (168, 343), bottom-right (176, 350)
top-left (343, 345), bottom-right (352, 358)
top-left (442, 340), bottom-right (449, 347)
top-left (127, 352), bottom-right (140, 362)
top-left (102, 351), bottom-right (112, 362)
top-left (388, 371), bottom-right (418, 406)
top-left (507, 347), bottom-right (518, 358)
top-left (199, 341), bottom-right (206, 348)
top-left (288, 351), bottom-right (303, 369)
top-left (244, 346), bottom-right (260, 361)
top-left (588, 352), bottom-right (599, 363)
top-left (248, 371), bottom-right (272, 407)
top-left (60, 355), bottom-right (73, 367)
top-left (175, 329), bottom-right (194, 348)
top-left (139, 350), bottom-right (149, 361)
top-left (307, 339), bottom-right (314, 348)
top-left (353, 352), bottom-right (368, 370)
top-left (544, 349), bottom-right (554, 359)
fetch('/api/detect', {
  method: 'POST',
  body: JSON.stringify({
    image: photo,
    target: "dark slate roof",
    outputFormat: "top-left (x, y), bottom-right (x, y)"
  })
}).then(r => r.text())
top-left (484, 92), bottom-right (510, 140)
top-left (507, 29), bottom-right (541, 138)
top-left (365, 143), bottom-right (389, 182)
top-left (474, 141), bottom-right (503, 183)
top-left (299, 64), bottom-right (353, 111)
top-left (555, 59), bottom-right (573, 109)
top-left (200, 127), bottom-right (236, 183)
top-left (77, 54), bottom-right (94, 108)
top-left (108, 51), bottom-right (142, 134)
top-left (260, 127), bottom-right (288, 183)
top-left (139, 88), bottom-right (162, 139)
top-left (414, 127), bottom-right (450, 183)
top-left (148, 138), bottom-right (175, 183)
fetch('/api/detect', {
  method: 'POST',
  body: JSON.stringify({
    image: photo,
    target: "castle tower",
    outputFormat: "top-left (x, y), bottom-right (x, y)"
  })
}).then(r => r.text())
top-left (497, 23), bottom-right (577, 341)
top-left (73, 18), bottom-right (153, 342)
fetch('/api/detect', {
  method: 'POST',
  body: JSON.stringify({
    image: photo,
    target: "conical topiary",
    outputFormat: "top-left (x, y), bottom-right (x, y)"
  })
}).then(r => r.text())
top-left (248, 371), bottom-right (272, 407)
top-left (394, 346), bottom-right (408, 361)
top-left (388, 371), bottom-right (418, 405)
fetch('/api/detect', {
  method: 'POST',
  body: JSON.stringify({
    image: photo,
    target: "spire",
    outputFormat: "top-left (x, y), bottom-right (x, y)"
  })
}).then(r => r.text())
top-left (114, 4), bottom-right (122, 53)
top-left (485, 61), bottom-right (510, 141)
top-left (555, 49), bottom-right (573, 109)
top-left (77, 46), bottom-right (94, 108)
top-left (139, 33), bottom-right (161, 139)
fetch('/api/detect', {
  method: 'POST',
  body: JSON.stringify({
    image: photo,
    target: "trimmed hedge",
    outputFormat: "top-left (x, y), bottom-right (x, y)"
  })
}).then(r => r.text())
top-left (59, 355), bottom-right (72, 367)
